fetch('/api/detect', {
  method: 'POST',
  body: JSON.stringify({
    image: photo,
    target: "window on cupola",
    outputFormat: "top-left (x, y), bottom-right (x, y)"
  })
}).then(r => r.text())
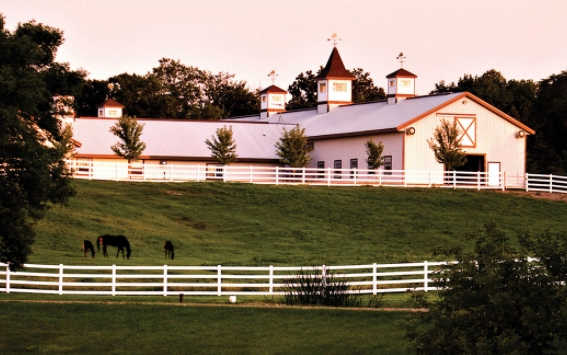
top-left (319, 83), bottom-right (326, 93)
top-left (333, 83), bottom-right (347, 92)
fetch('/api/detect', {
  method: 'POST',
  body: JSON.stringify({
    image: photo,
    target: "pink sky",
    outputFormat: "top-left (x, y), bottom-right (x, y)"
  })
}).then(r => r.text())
top-left (2, 0), bottom-right (566, 95)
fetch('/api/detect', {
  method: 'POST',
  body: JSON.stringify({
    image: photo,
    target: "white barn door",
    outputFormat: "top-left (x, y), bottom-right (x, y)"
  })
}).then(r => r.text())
top-left (487, 162), bottom-right (501, 187)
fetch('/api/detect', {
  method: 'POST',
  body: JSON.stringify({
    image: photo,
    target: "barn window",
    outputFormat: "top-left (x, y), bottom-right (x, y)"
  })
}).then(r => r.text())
top-left (317, 161), bottom-right (325, 179)
top-left (334, 160), bottom-right (342, 179)
top-left (383, 156), bottom-right (392, 175)
top-left (350, 159), bottom-right (358, 179)
top-left (333, 83), bottom-right (347, 92)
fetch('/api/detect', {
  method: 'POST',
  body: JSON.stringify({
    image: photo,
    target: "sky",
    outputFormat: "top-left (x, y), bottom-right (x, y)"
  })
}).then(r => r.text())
top-left (2, 0), bottom-right (567, 96)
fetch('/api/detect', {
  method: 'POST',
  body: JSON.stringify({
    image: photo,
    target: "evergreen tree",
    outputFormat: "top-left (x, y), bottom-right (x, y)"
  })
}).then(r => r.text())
top-left (204, 125), bottom-right (238, 165)
top-left (109, 115), bottom-right (146, 162)
top-left (275, 125), bottom-right (313, 167)
top-left (365, 139), bottom-right (385, 169)
top-left (427, 119), bottom-right (467, 171)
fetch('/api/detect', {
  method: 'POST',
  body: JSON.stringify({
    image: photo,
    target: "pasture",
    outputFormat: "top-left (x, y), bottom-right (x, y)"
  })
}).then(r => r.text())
top-left (4, 180), bottom-right (567, 354)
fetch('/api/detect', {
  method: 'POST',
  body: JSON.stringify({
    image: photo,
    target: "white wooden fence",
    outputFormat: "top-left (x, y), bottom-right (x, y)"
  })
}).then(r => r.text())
top-left (0, 261), bottom-right (448, 297)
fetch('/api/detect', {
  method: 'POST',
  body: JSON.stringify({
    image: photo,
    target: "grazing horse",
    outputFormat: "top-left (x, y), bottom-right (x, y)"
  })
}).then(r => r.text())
top-left (163, 241), bottom-right (175, 260)
top-left (82, 240), bottom-right (96, 258)
top-left (97, 234), bottom-right (131, 259)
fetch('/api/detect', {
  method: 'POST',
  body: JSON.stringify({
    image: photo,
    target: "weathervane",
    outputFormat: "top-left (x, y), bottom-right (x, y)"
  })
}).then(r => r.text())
top-left (397, 52), bottom-right (406, 68)
top-left (268, 70), bottom-right (278, 85)
top-left (328, 33), bottom-right (341, 47)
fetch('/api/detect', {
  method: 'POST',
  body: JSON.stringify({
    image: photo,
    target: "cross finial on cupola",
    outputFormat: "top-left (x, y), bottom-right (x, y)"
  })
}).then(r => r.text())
top-left (397, 52), bottom-right (406, 68)
top-left (268, 70), bottom-right (278, 85)
top-left (328, 33), bottom-right (341, 47)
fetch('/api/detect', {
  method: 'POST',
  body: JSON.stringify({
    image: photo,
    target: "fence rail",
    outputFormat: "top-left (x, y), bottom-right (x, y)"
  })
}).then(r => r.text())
top-left (65, 160), bottom-right (567, 194)
top-left (0, 262), bottom-right (449, 297)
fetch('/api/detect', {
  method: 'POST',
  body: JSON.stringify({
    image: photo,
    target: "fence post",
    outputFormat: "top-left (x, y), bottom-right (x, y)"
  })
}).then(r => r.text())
top-left (379, 169), bottom-right (382, 186)
top-left (217, 265), bottom-right (222, 296)
top-left (354, 168), bottom-right (357, 186)
top-left (327, 168), bottom-right (331, 186)
top-left (525, 173), bottom-right (529, 192)
top-left (250, 166), bottom-right (254, 183)
top-left (321, 265), bottom-right (327, 288)
top-left (372, 263), bottom-right (377, 295)
top-left (302, 167), bottom-right (306, 184)
top-left (59, 264), bottom-right (64, 295)
top-left (477, 171), bottom-right (480, 190)
top-left (163, 265), bottom-right (168, 297)
top-left (550, 174), bottom-right (553, 193)
top-left (112, 264), bottom-right (117, 296)
top-left (276, 166), bottom-right (279, 185)
top-left (269, 265), bottom-right (274, 295)
top-left (424, 261), bottom-right (429, 292)
top-left (169, 164), bottom-right (173, 182)
top-left (223, 166), bottom-right (227, 183)
top-left (5, 265), bottom-right (10, 294)
top-left (502, 172), bottom-right (506, 191)
top-left (453, 171), bottom-right (456, 189)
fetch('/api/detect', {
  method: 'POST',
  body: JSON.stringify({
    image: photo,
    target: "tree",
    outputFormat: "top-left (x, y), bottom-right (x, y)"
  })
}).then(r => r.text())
top-left (109, 115), bottom-right (146, 161)
top-left (365, 139), bottom-right (384, 170)
top-left (351, 68), bottom-right (386, 103)
top-left (405, 222), bottom-right (567, 354)
top-left (427, 119), bottom-right (467, 171)
top-left (204, 125), bottom-right (238, 165)
top-left (275, 125), bottom-right (313, 167)
top-left (0, 15), bottom-right (79, 269)
top-left (286, 70), bottom-right (319, 110)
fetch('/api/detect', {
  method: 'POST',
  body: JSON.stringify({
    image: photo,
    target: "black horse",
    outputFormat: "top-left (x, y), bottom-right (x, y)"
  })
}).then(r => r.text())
top-left (97, 234), bottom-right (131, 259)
top-left (163, 241), bottom-right (175, 260)
top-left (82, 240), bottom-right (96, 258)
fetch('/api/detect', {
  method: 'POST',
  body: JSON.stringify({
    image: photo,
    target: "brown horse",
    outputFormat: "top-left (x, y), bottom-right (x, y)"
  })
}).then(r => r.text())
top-left (82, 240), bottom-right (96, 258)
top-left (163, 241), bottom-right (175, 260)
top-left (97, 234), bottom-right (131, 259)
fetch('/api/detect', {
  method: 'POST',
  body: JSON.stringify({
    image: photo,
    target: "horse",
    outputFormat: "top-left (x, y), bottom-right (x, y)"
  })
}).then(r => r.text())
top-left (97, 234), bottom-right (131, 259)
top-left (163, 241), bottom-right (175, 260)
top-left (82, 240), bottom-right (96, 258)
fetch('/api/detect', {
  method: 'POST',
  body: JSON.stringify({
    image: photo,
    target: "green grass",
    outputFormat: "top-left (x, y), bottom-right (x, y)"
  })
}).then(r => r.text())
top-left (0, 300), bottom-right (411, 355)
top-left (31, 180), bottom-right (567, 267)
top-left (7, 180), bottom-right (567, 354)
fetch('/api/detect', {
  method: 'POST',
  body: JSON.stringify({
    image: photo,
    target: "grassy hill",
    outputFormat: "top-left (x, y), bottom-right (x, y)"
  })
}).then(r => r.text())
top-left (30, 179), bottom-right (567, 266)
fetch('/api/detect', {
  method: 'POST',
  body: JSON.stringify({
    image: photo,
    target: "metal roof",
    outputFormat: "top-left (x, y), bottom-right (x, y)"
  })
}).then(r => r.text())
top-left (72, 118), bottom-right (294, 160)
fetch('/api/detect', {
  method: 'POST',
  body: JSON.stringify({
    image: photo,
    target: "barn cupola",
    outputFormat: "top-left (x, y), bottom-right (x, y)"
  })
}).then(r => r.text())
top-left (386, 52), bottom-right (417, 105)
top-left (313, 34), bottom-right (356, 114)
top-left (97, 99), bottom-right (124, 118)
top-left (260, 71), bottom-right (287, 119)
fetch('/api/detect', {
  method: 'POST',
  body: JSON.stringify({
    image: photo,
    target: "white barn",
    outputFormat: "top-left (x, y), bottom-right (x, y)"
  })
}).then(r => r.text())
top-left (68, 46), bottom-right (534, 185)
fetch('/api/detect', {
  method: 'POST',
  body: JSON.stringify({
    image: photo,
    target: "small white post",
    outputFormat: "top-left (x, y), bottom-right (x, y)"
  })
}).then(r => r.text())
top-left (223, 166), bottom-right (227, 183)
top-left (372, 263), bottom-right (377, 295)
top-left (250, 166), bottom-right (254, 183)
top-left (217, 265), bottom-right (222, 296)
top-left (477, 171), bottom-right (480, 190)
top-left (197, 165), bottom-right (201, 182)
top-left (353, 168), bottom-right (357, 186)
top-left (321, 265), bottom-right (327, 289)
top-left (163, 265), bottom-right (168, 297)
top-left (424, 261), bottom-right (429, 292)
top-left (302, 167), bottom-right (306, 184)
top-left (327, 167), bottom-right (331, 186)
top-left (269, 265), bottom-right (274, 294)
top-left (276, 166), bottom-right (279, 185)
top-left (59, 264), bottom-right (64, 295)
top-left (5, 265), bottom-right (10, 294)
top-left (502, 172), bottom-right (506, 191)
top-left (453, 171), bottom-right (456, 189)
top-left (550, 174), bottom-right (553, 193)
top-left (112, 264), bottom-right (117, 296)
top-left (169, 164), bottom-right (173, 182)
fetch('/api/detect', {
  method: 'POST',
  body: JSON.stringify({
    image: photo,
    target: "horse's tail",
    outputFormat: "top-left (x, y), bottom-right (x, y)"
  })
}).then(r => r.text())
top-left (96, 236), bottom-right (102, 252)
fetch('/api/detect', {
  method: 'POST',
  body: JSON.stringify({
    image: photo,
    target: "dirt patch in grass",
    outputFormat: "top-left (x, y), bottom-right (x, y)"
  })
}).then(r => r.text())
top-left (501, 190), bottom-right (567, 202)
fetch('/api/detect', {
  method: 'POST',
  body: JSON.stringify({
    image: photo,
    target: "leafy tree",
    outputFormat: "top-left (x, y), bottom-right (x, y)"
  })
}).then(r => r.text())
top-left (204, 125), bottom-right (238, 165)
top-left (286, 70), bottom-right (319, 110)
top-left (365, 139), bottom-right (384, 169)
top-left (405, 222), bottom-right (567, 355)
top-left (427, 118), bottom-right (467, 171)
top-left (0, 15), bottom-right (78, 269)
top-left (109, 115), bottom-right (146, 161)
top-left (275, 125), bottom-right (313, 167)
top-left (351, 68), bottom-right (386, 103)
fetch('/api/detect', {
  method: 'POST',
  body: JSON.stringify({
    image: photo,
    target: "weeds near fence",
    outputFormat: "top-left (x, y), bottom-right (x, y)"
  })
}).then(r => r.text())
top-left (280, 267), bottom-right (383, 308)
